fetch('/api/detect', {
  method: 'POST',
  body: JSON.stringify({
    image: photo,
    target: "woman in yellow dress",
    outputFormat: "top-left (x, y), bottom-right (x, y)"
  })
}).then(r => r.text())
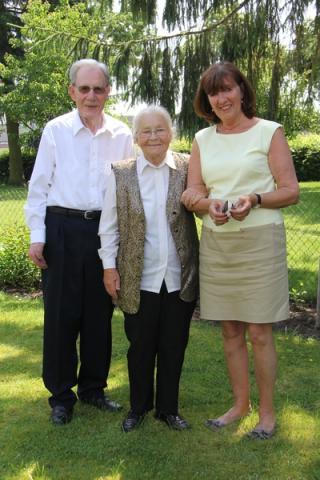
top-left (182, 61), bottom-right (299, 439)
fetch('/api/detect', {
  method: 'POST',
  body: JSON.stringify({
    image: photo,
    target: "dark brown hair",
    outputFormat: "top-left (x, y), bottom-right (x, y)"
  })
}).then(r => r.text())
top-left (193, 62), bottom-right (256, 124)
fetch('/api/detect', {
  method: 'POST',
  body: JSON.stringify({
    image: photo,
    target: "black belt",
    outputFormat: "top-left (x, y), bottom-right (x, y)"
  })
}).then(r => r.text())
top-left (47, 206), bottom-right (101, 220)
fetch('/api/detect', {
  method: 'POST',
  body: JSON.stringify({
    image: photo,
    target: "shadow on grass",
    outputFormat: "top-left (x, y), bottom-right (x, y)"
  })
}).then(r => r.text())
top-left (1, 308), bottom-right (320, 479)
top-left (1, 388), bottom-right (319, 480)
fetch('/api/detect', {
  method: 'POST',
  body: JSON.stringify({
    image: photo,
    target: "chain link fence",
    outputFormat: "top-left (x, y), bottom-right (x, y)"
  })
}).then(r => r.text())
top-left (0, 182), bottom-right (319, 304)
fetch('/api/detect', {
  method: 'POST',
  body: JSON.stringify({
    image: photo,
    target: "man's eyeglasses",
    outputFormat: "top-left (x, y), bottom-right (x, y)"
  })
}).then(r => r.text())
top-left (138, 128), bottom-right (168, 139)
top-left (75, 85), bottom-right (107, 95)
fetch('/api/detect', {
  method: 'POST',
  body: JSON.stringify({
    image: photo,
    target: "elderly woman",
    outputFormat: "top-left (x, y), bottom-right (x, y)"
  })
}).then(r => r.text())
top-left (182, 62), bottom-right (299, 439)
top-left (98, 105), bottom-right (199, 432)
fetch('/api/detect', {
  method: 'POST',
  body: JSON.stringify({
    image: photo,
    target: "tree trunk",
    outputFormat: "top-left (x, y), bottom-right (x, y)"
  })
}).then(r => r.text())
top-left (6, 114), bottom-right (24, 186)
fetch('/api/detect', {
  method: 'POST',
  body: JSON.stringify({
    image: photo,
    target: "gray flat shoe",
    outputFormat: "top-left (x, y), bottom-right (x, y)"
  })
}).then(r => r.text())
top-left (205, 418), bottom-right (228, 430)
top-left (247, 426), bottom-right (276, 440)
top-left (205, 414), bottom-right (249, 430)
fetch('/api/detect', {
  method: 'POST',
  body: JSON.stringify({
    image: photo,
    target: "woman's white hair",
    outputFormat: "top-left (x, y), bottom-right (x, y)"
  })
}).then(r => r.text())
top-left (69, 59), bottom-right (110, 85)
top-left (132, 105), bottom-right (174, 140)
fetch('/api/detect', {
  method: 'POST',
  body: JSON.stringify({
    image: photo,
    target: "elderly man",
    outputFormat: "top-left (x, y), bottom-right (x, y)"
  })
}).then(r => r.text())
top-left (25, 59), bottom-right (134, 425)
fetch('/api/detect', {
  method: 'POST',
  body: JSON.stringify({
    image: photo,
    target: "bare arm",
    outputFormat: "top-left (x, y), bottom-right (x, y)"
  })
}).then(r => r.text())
top-left (181, 140), bottom-right (212, 215)
top-left (181, 139), bottom-right (231, 225)
top-left (241, 127), bottom-right (299, 210)
top-left (229, 127), bottom-right (299, 222)
top-left (260, 127), bottom-right (299, 207)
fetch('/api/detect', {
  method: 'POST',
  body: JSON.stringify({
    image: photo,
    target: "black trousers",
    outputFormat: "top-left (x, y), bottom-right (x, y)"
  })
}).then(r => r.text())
top-left (124, 283), bottom-right (195, 415)
top-left (42, 211), bottom-right (114, 409)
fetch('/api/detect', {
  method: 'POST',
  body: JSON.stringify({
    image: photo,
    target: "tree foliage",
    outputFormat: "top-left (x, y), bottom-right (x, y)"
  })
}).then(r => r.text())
top-left (1, 0), bottom-right (320, 139)
top-left (1, 1), bottom-right (145, 136)
top-left (0, 0), bottom-right (27, 185)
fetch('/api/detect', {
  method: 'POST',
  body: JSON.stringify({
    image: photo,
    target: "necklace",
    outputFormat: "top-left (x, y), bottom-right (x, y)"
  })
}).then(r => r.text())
top-left (217, 116), bottom-right (257, 134)
top-left (217, 121), bottom-right (242, 133)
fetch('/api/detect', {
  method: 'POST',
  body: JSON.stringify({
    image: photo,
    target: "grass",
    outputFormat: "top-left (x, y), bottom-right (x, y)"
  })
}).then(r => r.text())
top-left (0, 291), bottom-right (320, 480)
top-left (284, 182), bottom-right (320, 302)
top-left (0, 182), bottom-right (319, 302)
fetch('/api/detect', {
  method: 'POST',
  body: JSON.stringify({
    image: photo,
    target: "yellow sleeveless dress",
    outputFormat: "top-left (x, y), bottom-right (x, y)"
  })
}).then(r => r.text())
top-left (196, 120), bottom-right (289, 323)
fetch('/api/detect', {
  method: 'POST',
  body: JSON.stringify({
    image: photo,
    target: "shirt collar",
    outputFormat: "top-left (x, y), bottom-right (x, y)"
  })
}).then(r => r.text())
top-left (72, 110), bottom-right (114, 136)
top-left (137, 150), bottom-right (176, 175)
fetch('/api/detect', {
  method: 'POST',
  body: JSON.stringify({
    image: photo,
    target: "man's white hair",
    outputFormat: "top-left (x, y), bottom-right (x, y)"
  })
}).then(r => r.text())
top-left (69, 59), bottom-right (110, 85)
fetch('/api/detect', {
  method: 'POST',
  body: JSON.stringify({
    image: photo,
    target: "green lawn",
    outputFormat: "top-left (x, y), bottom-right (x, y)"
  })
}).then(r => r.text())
top-left (0, 291), bottom-right (319, 480)
top-left (0, 182), bottom-right (319, 302)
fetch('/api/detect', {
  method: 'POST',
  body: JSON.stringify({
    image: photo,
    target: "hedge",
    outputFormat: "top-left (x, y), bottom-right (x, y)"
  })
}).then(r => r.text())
top-left (0, 149), bottom-right (36, 183)
top-left (173, 134), bottom-right (320, 182)
top-left (0, 224), bottom-right (41, 290)
top-left (288, 133), bottom-right (320, 182)
top-left (1, 133), bottom-right (320, 183)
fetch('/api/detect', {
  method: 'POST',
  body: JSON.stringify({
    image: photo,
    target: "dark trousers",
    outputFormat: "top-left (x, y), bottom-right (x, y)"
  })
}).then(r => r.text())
top-left (124, 283), bottom-right (195, 415)
top-left (42, 211), bottom-right (114, 409)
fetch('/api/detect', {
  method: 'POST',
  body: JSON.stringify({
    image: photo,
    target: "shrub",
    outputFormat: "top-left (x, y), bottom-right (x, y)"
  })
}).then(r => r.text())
top-left (288, 133), bottom-right (320, 181)
top-left (0, 149), bottom-right (36, 183)
top-left (171, 134), bottom-right (320, 182)
top-left (0, 224), bottom-right (41, 290)
top-left (0, 149), bottom-right (9, 183)
top-left (2, 133), bottom-right (320, 183)
top-left (171, 137), bottom-right (192, 153)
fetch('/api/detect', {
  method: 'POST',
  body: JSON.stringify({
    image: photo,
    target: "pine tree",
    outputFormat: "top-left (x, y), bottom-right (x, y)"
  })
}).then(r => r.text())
top-left (2, 0), bottom-right (319, 138)
top-left (100, 0), bottom-right (320, 135)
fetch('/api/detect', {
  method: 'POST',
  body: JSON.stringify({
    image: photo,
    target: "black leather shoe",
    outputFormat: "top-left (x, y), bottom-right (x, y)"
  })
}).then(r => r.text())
top-left (50, 405), bottom-right (73, 425)
top-left (80, 395), bottom-right (122, 412)
top-left (155, 412), bottom-right (191, 430)
top-left (122, 411), bottom-right (145, 433)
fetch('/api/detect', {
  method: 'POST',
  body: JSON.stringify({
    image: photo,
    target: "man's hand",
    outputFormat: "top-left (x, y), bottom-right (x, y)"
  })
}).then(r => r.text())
top-left (28, 242), bottom-right (47, 269)
top-left (103, 268), bottom-right (120, 301)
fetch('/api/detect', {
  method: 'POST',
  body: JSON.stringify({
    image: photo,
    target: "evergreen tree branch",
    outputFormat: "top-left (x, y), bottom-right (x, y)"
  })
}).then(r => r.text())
top-left (7, 0), bottom-right (250, 50)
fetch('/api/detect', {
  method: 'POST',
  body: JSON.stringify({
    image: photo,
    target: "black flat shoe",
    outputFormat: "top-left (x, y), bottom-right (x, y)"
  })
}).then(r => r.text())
top-left (122, 411), bottom-right (145, 433)
top-left (80, 395), bottom-right (122, 412)
top-left (155, 412), bottom-right (191, 430)
top-left (51, 405), bottom-right (73, 425)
